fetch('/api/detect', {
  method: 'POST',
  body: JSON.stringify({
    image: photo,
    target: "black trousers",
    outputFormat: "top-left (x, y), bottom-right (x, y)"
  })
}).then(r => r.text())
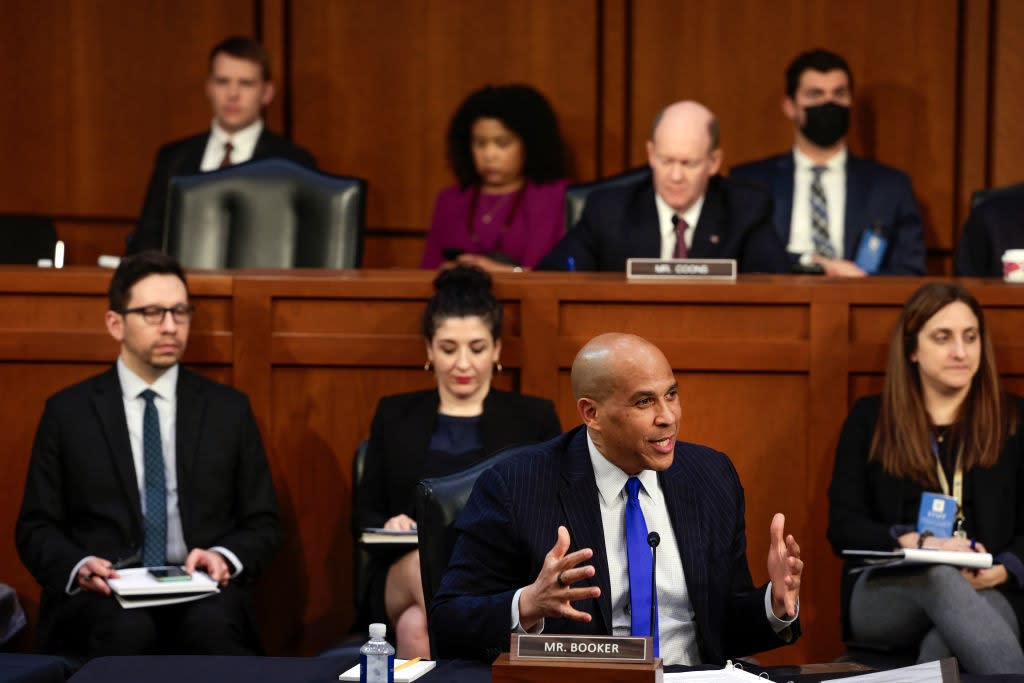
top-left (40, 583), bottom-right (261, 657)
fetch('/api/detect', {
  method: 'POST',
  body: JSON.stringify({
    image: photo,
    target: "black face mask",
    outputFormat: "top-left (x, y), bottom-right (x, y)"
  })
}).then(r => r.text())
top-left (801, 102), bottom-right (850, 147)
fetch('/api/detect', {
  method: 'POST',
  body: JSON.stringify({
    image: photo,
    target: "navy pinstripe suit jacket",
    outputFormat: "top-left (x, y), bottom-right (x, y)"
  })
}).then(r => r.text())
top-left (430, 425), bottom-right (798, 663)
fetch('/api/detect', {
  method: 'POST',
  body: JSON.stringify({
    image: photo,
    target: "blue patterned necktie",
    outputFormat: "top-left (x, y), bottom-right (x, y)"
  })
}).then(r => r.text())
top-left (625, 477), bottom-right (659, 655)
top-left (140, 389), bottom-right (167, 567)
top-left (810, 165), bottom-right (836, 258)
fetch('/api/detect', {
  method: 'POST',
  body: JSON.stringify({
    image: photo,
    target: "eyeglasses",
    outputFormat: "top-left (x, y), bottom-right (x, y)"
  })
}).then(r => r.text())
top-left (120, 304), bottom-right (195, 325)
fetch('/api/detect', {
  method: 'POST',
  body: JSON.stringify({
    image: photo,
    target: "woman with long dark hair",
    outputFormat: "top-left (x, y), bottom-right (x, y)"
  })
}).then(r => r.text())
top-left (828, 282), bottom-right (1024, 673)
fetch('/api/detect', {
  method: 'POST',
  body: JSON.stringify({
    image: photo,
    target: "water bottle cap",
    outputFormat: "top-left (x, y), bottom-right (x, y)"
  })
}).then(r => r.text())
top-left (368, 623), bottom-right (387, 639)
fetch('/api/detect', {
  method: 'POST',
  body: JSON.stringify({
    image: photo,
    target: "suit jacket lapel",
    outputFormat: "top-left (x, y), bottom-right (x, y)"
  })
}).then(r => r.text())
top-left (92, 367), bottom-right (143, 527)
top-left (558, 429), bottom-right (612, 632)
top-left (175, 368), bottom-right (205, 500)
top-left (629, 184), bottom-right (662, 258)
top-left (690, 177), bottom-right (724, 257)
top-left (480, 390), bottom-right (511, 456)
top-left (774, 154), bottom-right (796, 246)
top-left (660, 455), bottom-right (710, 639)
top-left (844, 155), bottom-right (868, 258)
top-left (179, 135), bottom-right (208, 175)
top-left (406, 390), bottom-right (439, 460)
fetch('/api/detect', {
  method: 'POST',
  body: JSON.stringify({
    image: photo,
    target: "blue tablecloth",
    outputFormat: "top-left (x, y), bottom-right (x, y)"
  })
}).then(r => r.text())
top-left (0, 654), bottom-right (69, 683)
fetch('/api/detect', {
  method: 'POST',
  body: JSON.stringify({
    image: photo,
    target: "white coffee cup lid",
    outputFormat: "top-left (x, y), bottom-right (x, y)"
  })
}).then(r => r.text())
top-left (1002, 249), bottom-right (1024, 260)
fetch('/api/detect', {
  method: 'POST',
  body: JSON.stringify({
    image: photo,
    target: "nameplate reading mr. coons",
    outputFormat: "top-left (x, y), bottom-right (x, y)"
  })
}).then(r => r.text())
top-left (510, 634), bottom-right (652, 663)
top-left (626, 258), bottom-right (737, 281)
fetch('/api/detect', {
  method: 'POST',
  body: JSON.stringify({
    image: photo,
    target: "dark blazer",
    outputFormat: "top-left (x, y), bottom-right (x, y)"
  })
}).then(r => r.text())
top-left (955, 190), bottom-right (1024, 276)
top-left (827, 395), bottom-right (1024, 638)
top-left (128, 129), bottom-right (317, 254)
top-left (729, 152), bottom-right (925, 275)
top-left (535, 175), bottom-right (790, 273)
top-left (431, 426), bottom-right (798, 664)
top-left (15, 366), bottom-right (281, 649)
top-left (354, 388), bottom-right (562, 533)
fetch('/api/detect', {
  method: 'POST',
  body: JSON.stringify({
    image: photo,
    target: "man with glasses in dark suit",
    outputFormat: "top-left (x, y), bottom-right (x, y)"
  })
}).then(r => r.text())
top-left (16, 251), bottom-right (280, 657)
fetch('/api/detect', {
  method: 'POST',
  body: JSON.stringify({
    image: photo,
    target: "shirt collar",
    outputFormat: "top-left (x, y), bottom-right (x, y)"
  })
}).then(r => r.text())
top-left (654, 191), bottom-right (705, 232)
top-left (793, 145), bottom-right (847, 173)
top-left (116, 357), bottom-right (179, 401)
top-left (587, 430), bottom-right (660, 505)
top-left (209, 118), bottom-right (264, 149)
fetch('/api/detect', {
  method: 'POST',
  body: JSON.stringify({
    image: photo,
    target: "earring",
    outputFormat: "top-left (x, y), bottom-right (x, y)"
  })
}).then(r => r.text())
top-left (424, 360), bottom-right (432, 371)
top-left (495, 361), bottom-right (503, 374)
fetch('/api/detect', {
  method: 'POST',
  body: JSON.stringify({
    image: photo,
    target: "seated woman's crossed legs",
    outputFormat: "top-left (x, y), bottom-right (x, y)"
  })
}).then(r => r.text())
top-left (385, 549), bottom-right (430, 660)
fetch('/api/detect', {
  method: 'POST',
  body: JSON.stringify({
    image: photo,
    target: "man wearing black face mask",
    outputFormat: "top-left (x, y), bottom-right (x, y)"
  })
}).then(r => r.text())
top-left (731, 49), bottom-right (925, 277)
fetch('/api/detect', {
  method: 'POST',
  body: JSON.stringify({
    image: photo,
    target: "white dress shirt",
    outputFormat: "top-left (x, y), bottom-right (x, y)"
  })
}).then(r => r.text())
top-left (789, 146), bottom-right (847, 259)
top-left (588, 432), bottom-right (700, 665)
top-left (655, 193), bottom-right (705, 260)
top-left (199, 119), bottom-right (264, 171)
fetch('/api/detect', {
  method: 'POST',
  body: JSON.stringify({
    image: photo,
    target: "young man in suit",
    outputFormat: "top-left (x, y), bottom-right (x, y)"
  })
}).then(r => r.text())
top-left (16, 251), bottom-right (280, 657)
top-left (536, 101), bottom-right (790, 273)
top-left (730, 49), bottom-right (925, 276)
top-left (431, 333), bottom-right (803, 665)
top-left (127, 36), bottom-right (317, 254)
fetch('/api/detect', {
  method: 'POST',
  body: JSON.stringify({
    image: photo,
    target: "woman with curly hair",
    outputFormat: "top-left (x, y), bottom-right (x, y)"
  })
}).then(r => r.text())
top-left (421, 84), bottom-right (570, 272)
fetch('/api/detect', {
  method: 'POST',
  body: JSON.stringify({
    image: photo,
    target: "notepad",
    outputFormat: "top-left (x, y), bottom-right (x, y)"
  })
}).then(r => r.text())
top-left (106, 568), bottom-right (220, 609)
top-left (843, 547), bottom-right (992, 572)
top-left (338, 659), bottom-right (436, 682)
top-left (359, 528), bottom-right (418, 545)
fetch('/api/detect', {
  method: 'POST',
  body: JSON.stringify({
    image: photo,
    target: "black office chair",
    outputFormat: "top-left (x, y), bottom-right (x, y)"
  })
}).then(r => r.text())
top-left (413, 447), bottom-right (522, 628)
top-left (563, 166), bottom-right (652, 230)
top-left (164, 158), bottom-right (366, 269)
top-left (970, 181), bottom-right (1024, 209)
top-left (0, 214), bottom-right (57, 265)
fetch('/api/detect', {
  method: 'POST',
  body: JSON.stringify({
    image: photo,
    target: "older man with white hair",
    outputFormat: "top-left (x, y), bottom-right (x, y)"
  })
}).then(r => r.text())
top-left (538, 100), bottom-right (789, 273)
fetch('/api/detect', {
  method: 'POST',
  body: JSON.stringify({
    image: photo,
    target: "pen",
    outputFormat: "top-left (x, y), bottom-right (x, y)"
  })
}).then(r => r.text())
top-left (394, 657), bottom-right (421, 672)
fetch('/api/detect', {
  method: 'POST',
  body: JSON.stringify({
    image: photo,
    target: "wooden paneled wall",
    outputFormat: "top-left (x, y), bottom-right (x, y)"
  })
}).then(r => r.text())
top-left (0, 1), bottom-right (1020, 271)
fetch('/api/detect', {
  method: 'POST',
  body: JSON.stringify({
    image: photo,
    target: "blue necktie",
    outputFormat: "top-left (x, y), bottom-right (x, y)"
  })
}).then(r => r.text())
top-left (625, 477), bottom-right (659, 655)
top-left (140, 389), bottom-right (167, 567)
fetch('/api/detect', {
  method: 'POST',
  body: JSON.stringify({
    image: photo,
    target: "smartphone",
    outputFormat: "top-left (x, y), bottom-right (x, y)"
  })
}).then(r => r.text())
top-left (148, 566), bottom-right (192, 582)
top-left (441, 247), bottom-right (465, 261)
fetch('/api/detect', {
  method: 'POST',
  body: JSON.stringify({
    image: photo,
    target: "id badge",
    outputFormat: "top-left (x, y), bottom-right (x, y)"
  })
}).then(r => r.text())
top-left (854, 228), bottom-right (887, 274)
top-left (918, 492), bottom-right (957, 537)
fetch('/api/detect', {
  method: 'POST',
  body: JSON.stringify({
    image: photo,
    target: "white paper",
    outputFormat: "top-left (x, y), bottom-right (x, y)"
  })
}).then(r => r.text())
top-left (338, 659), bottom-right (436, 682)
top-left (843, 548), bottom-right (992, 571)
top-left (113, 590), bottom-right (218, 610)
top-left (106, 567), bottom-right (220, 596)
top-left (823, 659), bottom-right (949, 682)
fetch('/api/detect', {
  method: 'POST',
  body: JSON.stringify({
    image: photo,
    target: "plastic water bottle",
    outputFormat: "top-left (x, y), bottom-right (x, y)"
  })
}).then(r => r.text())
top-left (359, 622), bottom-right (394, 683)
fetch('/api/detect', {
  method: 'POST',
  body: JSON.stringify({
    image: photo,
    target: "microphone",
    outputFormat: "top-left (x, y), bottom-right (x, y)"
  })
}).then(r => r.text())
top-left (647, 532), bottom-right (660, 642)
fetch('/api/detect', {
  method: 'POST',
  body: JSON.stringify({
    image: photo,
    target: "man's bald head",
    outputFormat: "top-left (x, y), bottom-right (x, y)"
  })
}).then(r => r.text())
top-left (646, 100), bottom-right (723, 214)
top-left (572, 333), bottom-right (680, 474)
top-left (650, 100), bottom-right (720, 153)
top-left (571, 333), bottom-right (667, 402)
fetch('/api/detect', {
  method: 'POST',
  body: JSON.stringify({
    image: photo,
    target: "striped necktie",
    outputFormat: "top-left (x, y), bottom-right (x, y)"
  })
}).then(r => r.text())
top-left (810, 165), bottom-right (835, 258)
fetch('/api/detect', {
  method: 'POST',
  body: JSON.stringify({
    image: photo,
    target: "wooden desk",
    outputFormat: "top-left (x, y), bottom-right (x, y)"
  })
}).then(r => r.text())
top-left (1, 269), bottom-right (1022, 661)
